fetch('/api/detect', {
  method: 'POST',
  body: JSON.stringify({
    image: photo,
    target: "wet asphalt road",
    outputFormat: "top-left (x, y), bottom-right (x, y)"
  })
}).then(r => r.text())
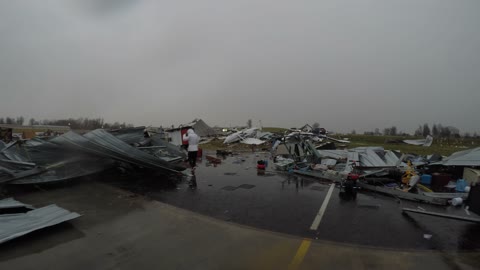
top-left (108, 152), bottom-right (480, 251)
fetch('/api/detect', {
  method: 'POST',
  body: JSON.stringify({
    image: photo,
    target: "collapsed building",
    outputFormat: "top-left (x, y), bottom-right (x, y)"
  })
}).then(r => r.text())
top-left (0, 128), bottom-right (188, 185)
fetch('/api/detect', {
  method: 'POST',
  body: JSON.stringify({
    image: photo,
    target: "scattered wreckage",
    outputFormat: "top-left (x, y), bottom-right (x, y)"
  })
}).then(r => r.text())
top-left (387, 135), bottom-right (434, 147)
top-left (272, 133), bottom-right (479, 209)
top-left (403, 135), bottom-right (434, 147)
top-left (0, 127), bottom-right (191, 245)
top-left (0, 128), bottom-right (189, 185)
top-left (222, 125), bottom-right (350, 146)
top-left (223, 127), bottom-right (263, 145)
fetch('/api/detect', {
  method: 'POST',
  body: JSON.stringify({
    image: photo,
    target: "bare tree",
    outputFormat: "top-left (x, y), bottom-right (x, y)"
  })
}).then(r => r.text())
top-left (447, 126), bottom-right (460, 136)
top-left (247, 119), bottom-right (252, 128)
top-left (383, 128), bottom-right (391, 136)
top-left (441, 127), bottom-right (451, 138)
top-left (422, 123), bottom-right (430, 137)
top-left (414, 125), bottom-right (422, 136)
top-left (312, 122), bottom-right (320, 129)
top-left (16, 116), bottom-right (24, 125)
top-left (432, 124), bottom-right (439, 137)
top-left (112, 122), bottom-right (121, 129)
top-left (390, 126), bottom-right (397, 136)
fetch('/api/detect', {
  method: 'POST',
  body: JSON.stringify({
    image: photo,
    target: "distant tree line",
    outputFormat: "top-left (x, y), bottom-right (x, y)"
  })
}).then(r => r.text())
top-left (361, 123), bottom-right (478, 138)
top-left (0, 116), bottom-right (24, 125)
top-left (0, 116), bottom-right (134, 130)
top-left (413, 123), bottom-right (467, 138)
top-left (364, 126), bottom-right (407, 136)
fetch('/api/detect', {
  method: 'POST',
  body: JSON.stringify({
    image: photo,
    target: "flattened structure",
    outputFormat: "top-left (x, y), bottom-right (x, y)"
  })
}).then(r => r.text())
top-left (0, 129), bottom-right (187, 184)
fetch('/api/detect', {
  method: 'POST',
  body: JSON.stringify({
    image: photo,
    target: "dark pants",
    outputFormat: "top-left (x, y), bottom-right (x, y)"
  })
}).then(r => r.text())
top-left (188, 151), bottom-right (198, 167)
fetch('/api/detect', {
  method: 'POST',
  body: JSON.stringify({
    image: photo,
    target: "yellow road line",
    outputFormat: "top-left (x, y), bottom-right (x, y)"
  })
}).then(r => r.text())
top-left (288, 239), bottom-right (312, 270)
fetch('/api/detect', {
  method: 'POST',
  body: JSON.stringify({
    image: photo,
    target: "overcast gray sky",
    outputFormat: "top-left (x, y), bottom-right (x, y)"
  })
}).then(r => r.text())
top-left (1, 0), bottom-right (479, 134)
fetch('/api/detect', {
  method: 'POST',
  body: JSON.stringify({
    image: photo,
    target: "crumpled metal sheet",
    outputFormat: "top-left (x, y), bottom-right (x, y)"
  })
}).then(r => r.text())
top-left (0, 167), bottom-right (47, 184)
top-left (321, 159), bottom-right (337, 166)
top-left (0, 141), bottom-right (25, 162)
top-left (10, 158), bottom-right (115, 185)
top-left (359, 149), bottom-right (387, 167)
top-left (351, 147), bottom-right (385, 153)
top-left (0, 129), bottom-right (187, 184)
top-left (84, 129), bottom-right (185, 172)
top-left (0, 198), bottom-right (33, 210)
top-left (143, 135), bottom-right (186, 161)
top-left (0, 135), bottom-right (116, 184)
top-left (433, 147), bottom-right (480, 166)
top-left (241, 138), bottom-right (265, 145)
top-left (0, 204), bottom-right (80, 244)
top-left (350, 147), bottom-right (405, 168)
top-left (403, 135), bottom-right (433, 147)
top-left (51, 130), bottom-right (185, 173)
top-left (109, 127), bottom-right (147, 145)
top-left (384, 151), bottom-right (405, 166)
top-left (343, 151), bottom-right (360, 173)
top-left (316, 150), bottom-right (348, 160)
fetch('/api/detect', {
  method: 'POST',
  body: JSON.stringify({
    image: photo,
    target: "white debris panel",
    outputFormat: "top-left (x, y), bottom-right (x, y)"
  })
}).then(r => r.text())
top-left (403, 135), bottom-right (433, 147)
top-left (241, 138), bottom-right (265, 145)
top-left (0, 204), bottom-right (80, 244)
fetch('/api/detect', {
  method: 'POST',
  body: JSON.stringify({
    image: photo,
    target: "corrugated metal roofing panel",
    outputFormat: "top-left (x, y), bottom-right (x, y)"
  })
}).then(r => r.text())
top-left (0, 204), bottom-right (80, 244)
top-left (316, 150), bottom-right (348, 160)
top-left (433, 147), bottom-right (480, 166)
top-left (0, 198), bottom-right (33, 210)
top-left (70, 130), bottom-right (185, 173)
top-left (359, 148), bottom-right (387, 167)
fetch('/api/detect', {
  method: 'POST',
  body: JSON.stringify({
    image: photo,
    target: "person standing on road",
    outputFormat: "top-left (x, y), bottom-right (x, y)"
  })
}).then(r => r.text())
top-left (183, 128), bottom-right (200, 169)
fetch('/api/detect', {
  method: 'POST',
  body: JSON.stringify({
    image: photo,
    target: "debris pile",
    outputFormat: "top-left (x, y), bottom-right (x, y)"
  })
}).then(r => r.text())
top-left (0, 128), bottom-right (188, 185)
top-left (272, 132), bottom-right (479, 207)
top-left (223, 127), bottom-right (263, 145)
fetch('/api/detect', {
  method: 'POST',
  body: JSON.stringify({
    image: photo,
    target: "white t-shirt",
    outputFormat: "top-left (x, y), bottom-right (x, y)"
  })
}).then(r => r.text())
top-left (183, 130), bottom-right (200, 151)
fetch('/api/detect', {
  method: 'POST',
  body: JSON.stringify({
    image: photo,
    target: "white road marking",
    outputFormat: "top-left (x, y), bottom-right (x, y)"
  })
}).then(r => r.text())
top-left (310, 183), bottom-right (335, 230)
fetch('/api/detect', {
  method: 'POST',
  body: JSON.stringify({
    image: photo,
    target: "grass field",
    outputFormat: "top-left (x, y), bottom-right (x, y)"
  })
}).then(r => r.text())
top-left (200, 128), bottom-right (480, 156)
